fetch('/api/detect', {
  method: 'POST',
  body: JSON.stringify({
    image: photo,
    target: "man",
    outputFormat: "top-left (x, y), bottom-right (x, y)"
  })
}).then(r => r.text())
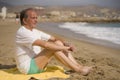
top-left (15, 8), bottom-right (92, 75)
top-left (15, 13), bottom-right (20, 24)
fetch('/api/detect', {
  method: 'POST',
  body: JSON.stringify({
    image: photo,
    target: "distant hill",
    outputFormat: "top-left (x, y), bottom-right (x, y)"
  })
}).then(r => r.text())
top-left (1, 4), bottom-right (119, 13)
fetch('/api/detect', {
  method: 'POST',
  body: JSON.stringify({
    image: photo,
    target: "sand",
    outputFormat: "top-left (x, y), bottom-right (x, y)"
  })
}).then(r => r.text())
top-left (0, 19), bottom-right (120, 80)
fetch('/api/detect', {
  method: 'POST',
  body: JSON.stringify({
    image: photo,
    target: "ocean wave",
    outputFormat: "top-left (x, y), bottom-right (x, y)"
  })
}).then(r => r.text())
top-left (59, 22), bottom-right (120, 45)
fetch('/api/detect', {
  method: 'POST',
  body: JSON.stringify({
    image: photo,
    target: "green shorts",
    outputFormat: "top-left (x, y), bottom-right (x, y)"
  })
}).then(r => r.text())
top-left (28, 58), bottom-right (44, 74)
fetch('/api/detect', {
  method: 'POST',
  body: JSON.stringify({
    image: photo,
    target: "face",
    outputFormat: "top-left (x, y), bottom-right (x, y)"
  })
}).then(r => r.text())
top-left (23, 10), bottom-right (38, 29)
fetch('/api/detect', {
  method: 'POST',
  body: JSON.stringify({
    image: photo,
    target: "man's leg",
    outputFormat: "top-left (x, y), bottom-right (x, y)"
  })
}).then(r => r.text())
top-left (55, 40), bottom-right (82, 68)
top-left (67, 52), bottom-right (82, 67)
top-left (34, 49), bottom-right (54, 69)
top-left (54, 40), bottom-right (92, 75)
top-left (54, 51), bottom-right (80, 72)
top-left (34, 47), bottom-right (80, 71)
top-left (34, 40), bottom-right (92, 75)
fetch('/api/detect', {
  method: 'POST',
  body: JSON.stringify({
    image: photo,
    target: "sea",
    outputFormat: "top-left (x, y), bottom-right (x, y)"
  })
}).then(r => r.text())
top-left (38, 22), bottom-right (120, 49)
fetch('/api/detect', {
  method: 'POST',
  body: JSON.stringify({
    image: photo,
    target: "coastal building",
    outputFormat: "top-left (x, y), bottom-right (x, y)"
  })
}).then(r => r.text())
top-left (0, 6), bottom-right (7, 20)
top-left (60, 11), bottom-right (76, 18)
top-left (34, 6), bottom-right (45, 16)
top-left (50, 11), bottom-right (60, 16)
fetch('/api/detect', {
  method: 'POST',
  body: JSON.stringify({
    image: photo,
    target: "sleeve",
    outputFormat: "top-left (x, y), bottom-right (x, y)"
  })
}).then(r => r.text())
top-left (39, 31), bottom-right (51, 41)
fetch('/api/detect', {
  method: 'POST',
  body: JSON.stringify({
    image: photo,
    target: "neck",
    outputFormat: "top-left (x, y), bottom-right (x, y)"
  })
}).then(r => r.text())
top-left (24, 25), bottom-right (33, 31)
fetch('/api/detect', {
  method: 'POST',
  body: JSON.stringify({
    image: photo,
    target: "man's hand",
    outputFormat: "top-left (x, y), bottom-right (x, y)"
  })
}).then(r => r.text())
top-left (64, 42), bottom-right (76, 52)
top-left (68, 46), bottom-right (75, 52)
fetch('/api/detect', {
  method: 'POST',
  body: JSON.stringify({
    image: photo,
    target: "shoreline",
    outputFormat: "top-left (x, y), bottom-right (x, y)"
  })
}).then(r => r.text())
top-left (37, 22), bottom-right (120, 50)
top-left (0, 19), bottom-right (120, 80)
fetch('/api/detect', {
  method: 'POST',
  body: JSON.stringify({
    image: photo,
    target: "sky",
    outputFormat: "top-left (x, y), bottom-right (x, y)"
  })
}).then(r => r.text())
top-left (1, 0), bottom-right (120, 8)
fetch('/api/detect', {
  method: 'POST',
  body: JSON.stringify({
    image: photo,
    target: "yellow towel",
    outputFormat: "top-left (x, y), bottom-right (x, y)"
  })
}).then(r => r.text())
top-left (0, 65), bottom-right (69, 80)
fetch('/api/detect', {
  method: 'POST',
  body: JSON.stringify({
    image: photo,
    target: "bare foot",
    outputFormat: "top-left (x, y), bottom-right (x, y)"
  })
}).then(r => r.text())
top-left (80, 66), bottom-right (92, 76)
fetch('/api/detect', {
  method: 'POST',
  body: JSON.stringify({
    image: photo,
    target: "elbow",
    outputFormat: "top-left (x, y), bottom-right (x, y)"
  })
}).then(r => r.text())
top-left (43, 42), bottom-right (49, 49)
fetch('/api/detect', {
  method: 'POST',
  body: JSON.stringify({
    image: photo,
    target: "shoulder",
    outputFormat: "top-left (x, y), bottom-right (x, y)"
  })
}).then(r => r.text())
top-left (17, 26), bottom-right (26, 33)
top-left (16, 26), bottom-right (32, 37)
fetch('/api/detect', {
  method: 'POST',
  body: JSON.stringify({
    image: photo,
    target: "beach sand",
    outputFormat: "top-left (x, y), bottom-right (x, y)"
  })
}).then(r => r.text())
top-left (0, 19), bottom-right (120, 80)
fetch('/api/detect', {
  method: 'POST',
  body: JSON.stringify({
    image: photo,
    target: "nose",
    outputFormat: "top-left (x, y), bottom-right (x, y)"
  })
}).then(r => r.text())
top-left (35, 17), bottom-right (38, 23)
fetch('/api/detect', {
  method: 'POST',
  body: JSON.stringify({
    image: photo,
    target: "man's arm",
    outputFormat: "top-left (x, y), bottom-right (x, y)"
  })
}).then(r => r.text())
top-left (48, 36), bottom-right (76, 52)
top-left (32, 39), bottom-right (70, 52)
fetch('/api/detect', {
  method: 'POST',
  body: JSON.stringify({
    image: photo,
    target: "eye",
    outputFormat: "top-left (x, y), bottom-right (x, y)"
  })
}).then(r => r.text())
top-left (31, 17), bottom-right (37, 19)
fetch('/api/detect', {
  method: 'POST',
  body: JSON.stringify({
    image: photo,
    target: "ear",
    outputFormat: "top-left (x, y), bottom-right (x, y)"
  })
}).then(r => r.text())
top-left (23, 18), bottom-right (27, 25)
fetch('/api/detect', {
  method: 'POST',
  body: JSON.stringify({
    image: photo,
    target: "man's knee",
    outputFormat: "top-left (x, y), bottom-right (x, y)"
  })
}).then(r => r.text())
top-left (55, 40), bottom-right (64, 46)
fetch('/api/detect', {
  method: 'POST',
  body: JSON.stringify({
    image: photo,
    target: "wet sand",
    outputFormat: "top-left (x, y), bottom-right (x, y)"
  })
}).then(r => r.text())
top-left (0, 19), bottom-right (120, 80)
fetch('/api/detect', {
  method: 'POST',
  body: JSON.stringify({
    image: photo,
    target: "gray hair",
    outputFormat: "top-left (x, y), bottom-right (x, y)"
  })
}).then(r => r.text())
top-left (20, 8), bottom-right (37, 25)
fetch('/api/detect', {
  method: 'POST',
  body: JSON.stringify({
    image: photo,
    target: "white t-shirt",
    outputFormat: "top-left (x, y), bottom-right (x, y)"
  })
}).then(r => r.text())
top-left (15, 26), bottom-right (51, 74)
